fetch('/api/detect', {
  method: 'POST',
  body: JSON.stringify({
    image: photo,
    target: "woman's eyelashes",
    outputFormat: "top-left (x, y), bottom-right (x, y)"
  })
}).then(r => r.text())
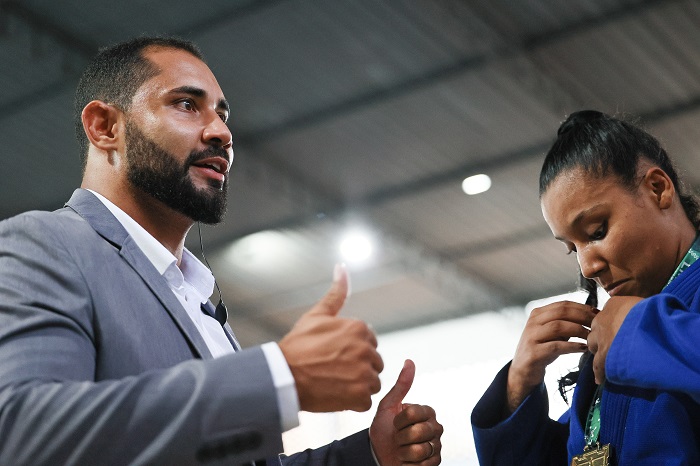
top-left (589, 221), bottom-right (608, 241)
top-left (563, 221), bottom-right (607, 255)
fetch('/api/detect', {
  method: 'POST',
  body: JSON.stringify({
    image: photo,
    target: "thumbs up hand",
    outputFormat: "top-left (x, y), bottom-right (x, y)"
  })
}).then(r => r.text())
top-left (304, 263), bottom-right (351, 318)
top-left (369, 360), bottom-right (443, 466)
top-left (278, 264), bottom-right (384, 412)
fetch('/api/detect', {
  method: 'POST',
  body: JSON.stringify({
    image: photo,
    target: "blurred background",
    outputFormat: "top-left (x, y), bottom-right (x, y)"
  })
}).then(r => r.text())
top-left (1, 0), bottom-right (699, 463)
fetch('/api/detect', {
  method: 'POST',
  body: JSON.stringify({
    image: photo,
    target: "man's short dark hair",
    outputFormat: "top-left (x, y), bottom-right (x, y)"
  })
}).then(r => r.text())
top-left (74, 36), bottom-right (204, 166)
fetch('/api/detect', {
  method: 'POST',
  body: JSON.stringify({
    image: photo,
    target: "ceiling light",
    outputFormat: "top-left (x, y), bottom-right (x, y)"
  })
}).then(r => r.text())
top-left (339, 231), bottom-right (374, 263)
top-left (224, 230), bottom-right (296, 274)
top-left (462, 174), bottom-right (491, 195)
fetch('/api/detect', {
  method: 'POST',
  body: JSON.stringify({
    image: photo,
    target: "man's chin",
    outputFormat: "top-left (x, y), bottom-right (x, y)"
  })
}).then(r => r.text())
top-left (190, 196), bottom-right (227, 224)
top-left (198, 217), bottom-right (224, 225)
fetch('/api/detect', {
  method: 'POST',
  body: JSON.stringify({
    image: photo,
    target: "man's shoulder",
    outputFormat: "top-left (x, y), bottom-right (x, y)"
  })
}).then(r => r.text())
top-left (0, 205), bottom-right (97, 249)
top-left (1, 205), bottom-right (83, 230)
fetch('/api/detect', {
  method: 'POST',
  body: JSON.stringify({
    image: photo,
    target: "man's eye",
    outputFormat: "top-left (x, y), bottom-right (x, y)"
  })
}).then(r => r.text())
top-left (218, 113), bottom-right (227, 123)
top-left (178, 100), bottom-right (194, 111)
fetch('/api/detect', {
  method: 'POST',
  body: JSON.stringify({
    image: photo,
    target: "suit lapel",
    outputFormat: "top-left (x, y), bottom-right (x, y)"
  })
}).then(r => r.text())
top-left (64, 189), bottom-right (213, 359)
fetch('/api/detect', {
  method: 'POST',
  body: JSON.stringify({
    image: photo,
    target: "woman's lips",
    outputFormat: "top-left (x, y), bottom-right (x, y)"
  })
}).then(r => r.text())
top-left (605, 279), bottom-right (630, 296)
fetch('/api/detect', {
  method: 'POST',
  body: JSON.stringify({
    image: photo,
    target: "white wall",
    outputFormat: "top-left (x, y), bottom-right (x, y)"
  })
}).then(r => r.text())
top-left (282, 291), bottom-right (600, 464)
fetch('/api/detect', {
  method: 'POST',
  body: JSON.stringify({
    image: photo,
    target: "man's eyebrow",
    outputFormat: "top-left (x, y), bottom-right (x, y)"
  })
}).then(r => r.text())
top-left (217, 98), bottom-right (230, 114)
top-left (170, 85), bottom-right (205, 98)
top-left (169, 86), bottom-right (230, 113)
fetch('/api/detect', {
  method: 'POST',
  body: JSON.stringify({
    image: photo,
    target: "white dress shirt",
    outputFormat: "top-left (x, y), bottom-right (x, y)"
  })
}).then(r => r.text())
top-left (88, 190), bottom-right (299, 431)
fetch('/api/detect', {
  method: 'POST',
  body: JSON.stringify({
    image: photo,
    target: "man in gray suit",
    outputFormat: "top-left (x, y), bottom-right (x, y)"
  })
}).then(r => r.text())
top-left (0, 37), bottom-right (443, 465)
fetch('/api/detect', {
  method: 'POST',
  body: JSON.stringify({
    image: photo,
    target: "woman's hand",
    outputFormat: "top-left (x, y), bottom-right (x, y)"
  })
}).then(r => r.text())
top-left (588, 296), bottom-right (642, 384)
top-left (507, 301), bottom-right (597, 413)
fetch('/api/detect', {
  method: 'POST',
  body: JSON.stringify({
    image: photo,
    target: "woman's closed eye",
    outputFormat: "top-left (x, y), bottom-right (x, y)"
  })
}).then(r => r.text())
top-left (590, 221), bottom-right (607, 241)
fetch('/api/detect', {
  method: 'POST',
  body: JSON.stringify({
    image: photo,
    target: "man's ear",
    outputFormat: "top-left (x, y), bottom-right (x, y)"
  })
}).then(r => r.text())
top-left (81, 101), bottom-right (123, 151)
top-left (644, 166), bottom-right (675, 210)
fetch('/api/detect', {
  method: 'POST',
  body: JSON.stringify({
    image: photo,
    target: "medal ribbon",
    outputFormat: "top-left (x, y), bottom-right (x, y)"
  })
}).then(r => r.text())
top-left (665, 234), bottom-right (700, 288)
top-left (583, 384), bottom-right (604, 450)
top-left (583, 233), bottom-right (700, 451)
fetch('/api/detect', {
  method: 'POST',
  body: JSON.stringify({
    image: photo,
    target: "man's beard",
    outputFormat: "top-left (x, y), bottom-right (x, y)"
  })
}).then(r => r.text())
top-left (124, 120), bottom-right (228, 224)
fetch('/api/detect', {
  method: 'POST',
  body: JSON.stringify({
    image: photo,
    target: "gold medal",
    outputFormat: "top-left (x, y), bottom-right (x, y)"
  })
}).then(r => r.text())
top-left (571, 443), bottom-right (610, 466)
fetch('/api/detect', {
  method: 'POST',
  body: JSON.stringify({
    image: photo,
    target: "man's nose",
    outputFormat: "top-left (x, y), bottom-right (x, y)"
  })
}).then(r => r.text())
top-left (203, 116), bottom-right (233, 150)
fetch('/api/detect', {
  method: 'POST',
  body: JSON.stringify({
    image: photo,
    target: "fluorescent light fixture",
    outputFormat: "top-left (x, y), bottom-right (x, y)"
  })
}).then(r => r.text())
top-left (223, 230), bottom-right (296, 275)
top-left (462, 174), bottom-right (491, 195)
top-left (339, 231), bottom-right (374, 263)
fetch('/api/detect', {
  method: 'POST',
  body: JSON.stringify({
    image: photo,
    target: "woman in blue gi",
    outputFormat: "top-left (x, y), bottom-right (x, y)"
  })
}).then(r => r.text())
top-left (471, 110), bottom-right (700, 465)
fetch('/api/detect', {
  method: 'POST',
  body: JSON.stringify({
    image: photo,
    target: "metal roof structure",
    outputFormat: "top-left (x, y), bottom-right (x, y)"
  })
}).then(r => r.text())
top-left (2, 0), bottom-right (699, 346)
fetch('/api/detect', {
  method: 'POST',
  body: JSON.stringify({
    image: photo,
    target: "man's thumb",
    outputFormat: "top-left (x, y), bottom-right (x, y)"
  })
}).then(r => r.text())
top-left (378, 359), bottom-right (415, 409)
top-left (309, 263), bottom-right (350, 316)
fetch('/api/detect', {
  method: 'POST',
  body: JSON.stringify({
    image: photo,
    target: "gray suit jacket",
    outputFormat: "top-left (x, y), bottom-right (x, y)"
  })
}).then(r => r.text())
top-left (0, 189), bottom-right (374, 465)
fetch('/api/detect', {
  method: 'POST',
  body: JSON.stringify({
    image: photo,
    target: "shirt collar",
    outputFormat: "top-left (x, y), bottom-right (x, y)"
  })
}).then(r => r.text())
top-left (180, 248), bottom-right (216, 298)
top-left (87, 189), bottom-right (215, 299)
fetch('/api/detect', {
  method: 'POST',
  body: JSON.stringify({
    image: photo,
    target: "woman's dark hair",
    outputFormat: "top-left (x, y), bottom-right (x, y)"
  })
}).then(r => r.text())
top-left (540, 110), bottom-right (700, 228)
top-left (541, 110), bottom-right (700, 402)
top-left (558, 274), bottom-right (596, 404)
top-left (74, 36), bottom-right (204, 167)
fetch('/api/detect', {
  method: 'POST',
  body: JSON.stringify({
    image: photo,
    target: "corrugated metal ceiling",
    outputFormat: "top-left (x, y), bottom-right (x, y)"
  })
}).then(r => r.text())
top-left (1, 0), bottom-right (699, 346)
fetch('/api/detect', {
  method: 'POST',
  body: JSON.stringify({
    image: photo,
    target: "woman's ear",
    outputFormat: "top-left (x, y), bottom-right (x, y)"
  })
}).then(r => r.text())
top-left (644, 166), bottom-right (675, 210)
top-left (81, 101), bottom-right (123, 151)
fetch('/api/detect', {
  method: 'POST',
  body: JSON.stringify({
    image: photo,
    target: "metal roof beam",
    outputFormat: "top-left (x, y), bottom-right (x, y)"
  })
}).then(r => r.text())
top-left (0, 0), bottom-right (290, 120)
top-left (218, 93), bottom-right (700, 245)
top-left (237, 0), bottom-right (679, 143)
